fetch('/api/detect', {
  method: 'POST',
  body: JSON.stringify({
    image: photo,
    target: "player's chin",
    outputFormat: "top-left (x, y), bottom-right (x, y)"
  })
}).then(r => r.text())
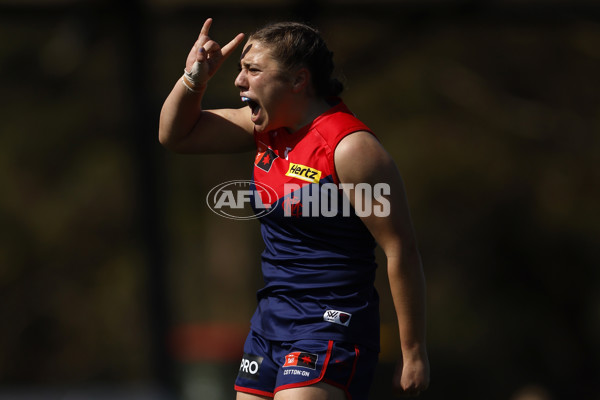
top-left (253, 119), bottom-right (271, 133)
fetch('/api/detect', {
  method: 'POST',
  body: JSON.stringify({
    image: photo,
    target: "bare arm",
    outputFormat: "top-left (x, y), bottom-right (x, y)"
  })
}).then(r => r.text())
top-left (158, 18), bottom-right (255, 154)
top-left (335, 131), bottom-right (430, 396)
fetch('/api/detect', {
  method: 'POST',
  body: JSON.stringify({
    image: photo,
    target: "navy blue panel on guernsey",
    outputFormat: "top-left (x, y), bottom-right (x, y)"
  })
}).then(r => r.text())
top-left (250, 176), bottom-right (381, 351)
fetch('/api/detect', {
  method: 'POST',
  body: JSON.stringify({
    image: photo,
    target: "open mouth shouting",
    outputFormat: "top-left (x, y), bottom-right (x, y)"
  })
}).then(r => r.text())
top-left (242, 96), bottom-right (261, 122)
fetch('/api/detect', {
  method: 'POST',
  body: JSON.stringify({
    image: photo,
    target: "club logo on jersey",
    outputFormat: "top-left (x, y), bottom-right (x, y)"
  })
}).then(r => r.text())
top-left (323, 310), bottom-right (352, 327)
top-left (282, 195), bottom-right (303, 218)
top-left (285, 163), bottom-right (322, 183)
top-left (282, 352), bottom-right (318, 370)
top-left (238, 353), bottom-right (263, 381)
top-left (255, 143), bottom-right (279, 172)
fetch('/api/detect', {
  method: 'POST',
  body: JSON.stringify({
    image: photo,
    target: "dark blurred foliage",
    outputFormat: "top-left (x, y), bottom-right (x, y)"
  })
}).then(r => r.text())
top-left (0, 1), bottom-right (598, 399)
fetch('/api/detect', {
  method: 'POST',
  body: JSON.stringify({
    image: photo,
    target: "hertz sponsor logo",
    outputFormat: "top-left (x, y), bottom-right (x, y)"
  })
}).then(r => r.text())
top-left (285, 163), bottom-right (322, 183)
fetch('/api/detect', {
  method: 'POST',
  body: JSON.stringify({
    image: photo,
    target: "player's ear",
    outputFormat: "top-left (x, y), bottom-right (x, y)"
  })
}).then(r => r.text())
top-left (291, 68), bottom-right (310, 93)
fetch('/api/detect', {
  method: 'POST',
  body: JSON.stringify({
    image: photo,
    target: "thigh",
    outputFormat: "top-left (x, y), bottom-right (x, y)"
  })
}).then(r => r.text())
top-left (274, 382), bottom-right (345, 400)
top-left (236, 392), bottom-right (271, 400)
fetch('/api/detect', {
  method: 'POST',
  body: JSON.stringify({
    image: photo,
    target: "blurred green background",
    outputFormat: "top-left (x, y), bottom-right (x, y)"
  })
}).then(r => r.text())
top-left (0, 0), bottom-right (598, 399)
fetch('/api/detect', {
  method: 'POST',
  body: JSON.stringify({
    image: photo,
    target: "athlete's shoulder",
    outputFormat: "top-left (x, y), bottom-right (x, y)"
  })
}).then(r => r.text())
top-left (312, 99), bottom-right (374, 146)
top-left (335, 130), bottom-right (395, 188)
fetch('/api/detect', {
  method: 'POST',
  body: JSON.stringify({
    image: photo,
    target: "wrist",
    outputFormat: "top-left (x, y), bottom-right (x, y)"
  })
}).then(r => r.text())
top-left (181, 61), bottom-right (207, 93)
top-left (402, 343), bottom-right (427, 362)
top-left (181, 73), bottom-right (204, 93)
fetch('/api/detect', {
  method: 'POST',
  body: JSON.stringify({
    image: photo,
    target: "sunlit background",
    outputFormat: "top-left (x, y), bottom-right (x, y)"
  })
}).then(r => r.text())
top-left (0, 0), bottom-right (599, 399)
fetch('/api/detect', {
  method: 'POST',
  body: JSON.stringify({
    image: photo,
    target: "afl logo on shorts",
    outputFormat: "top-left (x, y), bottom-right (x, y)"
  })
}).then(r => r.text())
top-left (323, 310), bottom-right (352, 327)
top-left (238, 353), bottom-right (263, 381)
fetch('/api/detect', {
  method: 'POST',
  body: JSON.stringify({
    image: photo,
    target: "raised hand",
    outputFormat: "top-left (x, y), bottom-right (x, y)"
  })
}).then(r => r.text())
top-left (184, 18), bottom-right (245, 88)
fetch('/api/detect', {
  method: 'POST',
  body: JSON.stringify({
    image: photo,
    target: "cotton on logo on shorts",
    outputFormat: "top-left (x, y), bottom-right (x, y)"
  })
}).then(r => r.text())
top-left (238, 353), bottom-right (263, 381)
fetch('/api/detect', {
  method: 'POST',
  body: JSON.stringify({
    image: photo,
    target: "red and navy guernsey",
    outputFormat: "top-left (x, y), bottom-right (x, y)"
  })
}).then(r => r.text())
top-left (249, 100), bottom-right (380, 351)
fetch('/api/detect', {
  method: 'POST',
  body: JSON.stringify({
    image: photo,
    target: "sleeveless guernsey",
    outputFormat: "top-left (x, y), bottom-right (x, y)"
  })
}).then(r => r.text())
top-left (249, 100), bottom-right (380, 350)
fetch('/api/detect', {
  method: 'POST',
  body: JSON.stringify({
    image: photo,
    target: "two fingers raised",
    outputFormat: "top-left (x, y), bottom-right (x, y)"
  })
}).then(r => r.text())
top-left (194, 18), bottom-right (245, 63)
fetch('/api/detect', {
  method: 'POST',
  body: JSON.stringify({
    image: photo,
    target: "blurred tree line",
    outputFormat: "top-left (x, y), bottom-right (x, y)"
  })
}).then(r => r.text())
top-left (0, 1), bottom-right (598, 399)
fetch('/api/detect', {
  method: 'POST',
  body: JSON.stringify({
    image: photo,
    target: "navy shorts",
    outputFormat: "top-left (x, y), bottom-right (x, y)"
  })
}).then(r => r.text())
top-left (234, 330), bottom-right (378, 399)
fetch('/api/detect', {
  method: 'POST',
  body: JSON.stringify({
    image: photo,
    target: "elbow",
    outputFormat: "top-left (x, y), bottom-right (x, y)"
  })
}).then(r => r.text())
top-left (158, 108), bottom-right (184, 151)
top-left (158, 113), bottom-right (173, 148)
top-left (158, 131), bottom-right (184, 152)
top-left (158, 128), bottom-right (172, 148)
top-left (158, 127), bottom-right (198, 154)
top-left (158, 120), bottom-right (183, 151)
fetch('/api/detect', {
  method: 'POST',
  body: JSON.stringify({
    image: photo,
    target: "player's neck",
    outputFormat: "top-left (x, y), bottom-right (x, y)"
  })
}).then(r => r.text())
top-left (288, 97), bottom-right (331, 133)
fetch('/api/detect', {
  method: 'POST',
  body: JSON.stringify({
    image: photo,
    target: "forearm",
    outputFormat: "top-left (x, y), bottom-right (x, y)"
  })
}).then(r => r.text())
top-left (158, 77), bottom-right (207, 149)
top-left (387, 246), bottom-right (427, 357)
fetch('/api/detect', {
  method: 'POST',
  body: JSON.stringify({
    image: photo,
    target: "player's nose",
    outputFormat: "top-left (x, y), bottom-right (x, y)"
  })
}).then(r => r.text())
top-left (234, 69), bottom-right (248, 89)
